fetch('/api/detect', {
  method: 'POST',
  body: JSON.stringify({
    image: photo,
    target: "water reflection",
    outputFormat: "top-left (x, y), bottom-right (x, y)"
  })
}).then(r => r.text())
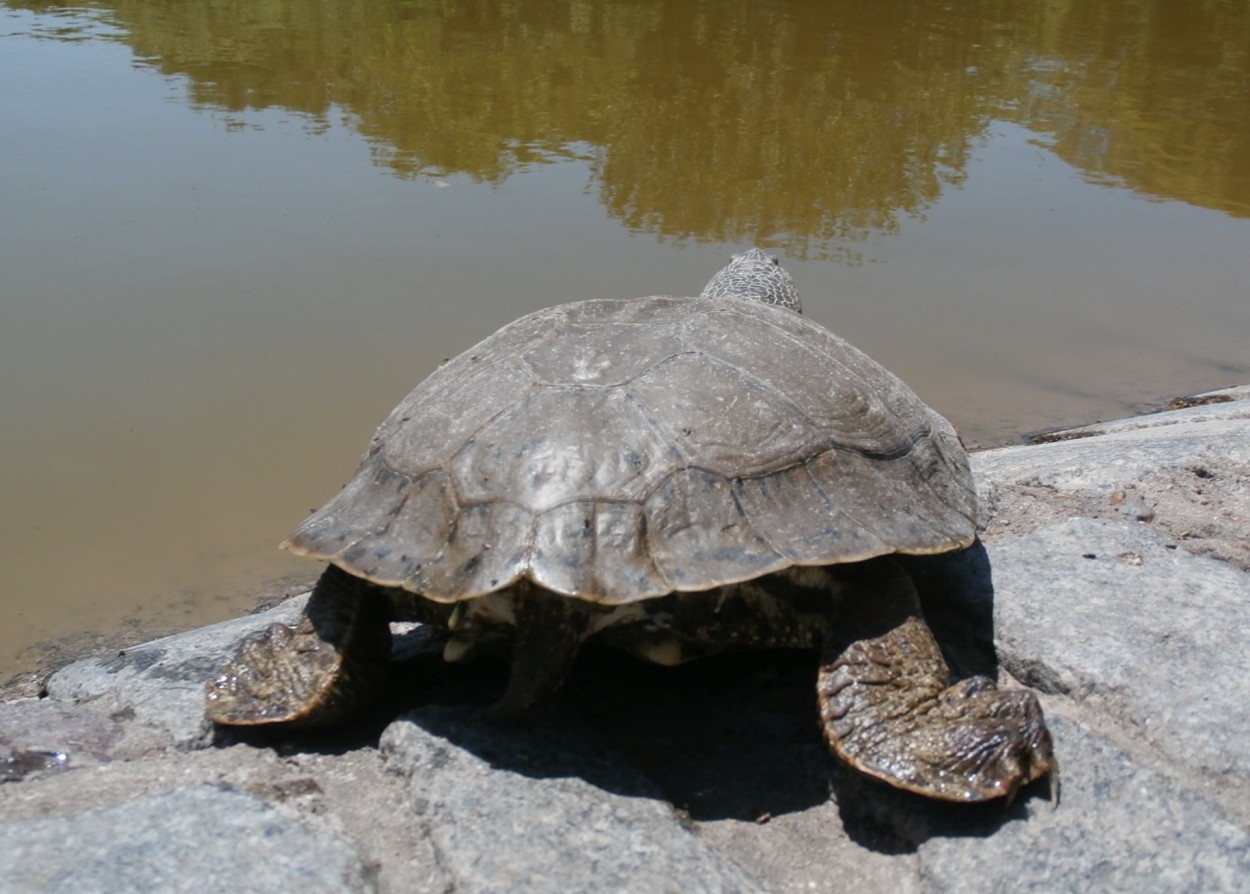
top-left (12, 0), bottom-right (1249, 255)
top-left (1021, 1), bottom-right (1250, 216)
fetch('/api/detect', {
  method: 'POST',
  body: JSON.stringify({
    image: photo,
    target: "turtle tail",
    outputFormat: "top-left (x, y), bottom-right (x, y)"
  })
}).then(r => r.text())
top-left (483, 581), bottom-right (589, 721)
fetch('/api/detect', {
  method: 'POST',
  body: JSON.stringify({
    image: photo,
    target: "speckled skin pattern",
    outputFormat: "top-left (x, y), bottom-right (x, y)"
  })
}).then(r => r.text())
top-left (699, 248), bottom-right (802, 313)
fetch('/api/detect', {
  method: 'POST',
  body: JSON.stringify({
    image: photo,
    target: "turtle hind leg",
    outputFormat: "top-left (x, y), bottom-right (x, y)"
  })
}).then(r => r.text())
top-left (817, 560), bottom-right (1055, 803)
top-left (482, 581), bottom-right (590, 721)
top-left (205, 563), bottom-right (391, 727)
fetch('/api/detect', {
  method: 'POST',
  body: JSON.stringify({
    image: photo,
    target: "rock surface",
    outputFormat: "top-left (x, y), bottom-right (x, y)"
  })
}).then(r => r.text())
top-left (2, 386), bottom-right (1248, 893)
top-left (0, 783), bottom-right (371, 894)
top-left (380, 707), bottom-right (766, 893)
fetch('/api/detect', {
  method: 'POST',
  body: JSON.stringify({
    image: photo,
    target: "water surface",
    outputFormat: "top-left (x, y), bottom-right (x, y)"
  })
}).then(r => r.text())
top-left (2, 0), bottom-right (1248, 675)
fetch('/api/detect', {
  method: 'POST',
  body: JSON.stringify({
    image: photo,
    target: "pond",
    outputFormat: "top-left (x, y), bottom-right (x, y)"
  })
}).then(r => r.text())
top-left (2, 0), bottom-right (1248, 677)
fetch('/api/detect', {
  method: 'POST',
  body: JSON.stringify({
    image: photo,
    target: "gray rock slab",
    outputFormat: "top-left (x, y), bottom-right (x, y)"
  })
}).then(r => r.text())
top-left (973, 406), bottom-right (1250, 597)
top-left (0, 743), bottom-right (442, 894)
top-left (974, 405), bottom-right (1250, 502)
top-left (45, 596), bottom-right (307, 753)
top-left (1192, 384), bottom-right (1250, 402)
top-left (0, 782), bottom-right (372, 894)
top-left (987, 516), bottom-right (1250, 795)
top-left (380, 705), bottom-right (766, 894)
top-left (918, 716), bottom-right (1250, 894)
top-left (1040, 391), bottom-right (1250, 440)
top-left (0, 698), bottom-right (123, 781)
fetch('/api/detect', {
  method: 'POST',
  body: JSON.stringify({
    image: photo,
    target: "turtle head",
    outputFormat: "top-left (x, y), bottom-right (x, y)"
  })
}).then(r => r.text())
top-left (699, 247), bottom-right (802, 314)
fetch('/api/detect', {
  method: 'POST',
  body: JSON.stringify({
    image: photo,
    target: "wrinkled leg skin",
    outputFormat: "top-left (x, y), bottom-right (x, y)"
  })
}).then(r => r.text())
top-left (205, 564), bottom-right (392, 727)
top-left (817, 562), bottom-right (1055, 802)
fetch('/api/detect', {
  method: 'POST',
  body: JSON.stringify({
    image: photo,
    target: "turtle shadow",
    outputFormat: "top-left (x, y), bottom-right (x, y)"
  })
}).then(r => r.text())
top-left (376, 646), bottom-right (833, 825)
top-left (398, 543), bottom-right (1045, 848)
top-left (215, 542), bottom-right (1050, 849)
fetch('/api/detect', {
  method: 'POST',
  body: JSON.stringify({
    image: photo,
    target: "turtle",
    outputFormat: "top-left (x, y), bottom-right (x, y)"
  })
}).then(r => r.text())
top-left (206, 248), bottom-right (1054, 803)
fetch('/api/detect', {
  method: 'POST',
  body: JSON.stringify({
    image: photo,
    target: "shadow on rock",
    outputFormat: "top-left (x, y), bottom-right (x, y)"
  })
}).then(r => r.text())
top-left (212, 542), bottom-right (1048, 848)
top-left (826, 758), bottom-right (1053, 854)
top-left (900, 540), bottom-right (999, 682)
top-left (370, 646), bottom-right (837, 818)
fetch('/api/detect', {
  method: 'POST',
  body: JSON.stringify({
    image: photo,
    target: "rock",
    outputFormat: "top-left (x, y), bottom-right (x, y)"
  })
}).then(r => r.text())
top-left (918, 716), bottom-right (1250, 893)
top-left (988, 517), bottom-right (1250, 807)
top-left (970, 400), bottom-right (1250, 825)
top-left (974, 398), bottom-right (1250, 572)
top-left (0, 698), bottom-right (122, 781)
top-left (380, 706), bottom-right (767, 894)
top-left (0, 782), bottom-right (372, 893)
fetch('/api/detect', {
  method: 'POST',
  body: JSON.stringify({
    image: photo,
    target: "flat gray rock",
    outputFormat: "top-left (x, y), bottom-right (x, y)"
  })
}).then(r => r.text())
top-left (973, 403), bottom-right (1250, 572)
top-left (381, 706), bottom-right (766, 894)
top-left (976, 406), bottom-right (1250, 496)
top-left (918, 716), bottom-right (1250, 894)
top-left (988, 517), bottom-right (1250, 798)
top-left (0, 698), bottom-right (122, 781)
top-left (0, 782), bottom-right (371, 894)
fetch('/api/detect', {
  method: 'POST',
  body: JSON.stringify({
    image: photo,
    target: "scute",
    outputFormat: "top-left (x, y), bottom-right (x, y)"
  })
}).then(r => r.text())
top-left (627, 351), bottom-right (829, 478)
top-left (521, 322), bottom-right (688, 387)
top-left (380, 356), bottom-right (539, 479)
top-left (530, 500), bottom-right (666, 597)
top-left (408, 499), bottom-right (534, 597)
top-left (732, 462), bottom-right (893, 562)
top-left (450, 386), bottom-right (677, 510)
top-left (286, 461), bottom-right (451, 570)
top-left (283, 295), bottom-right (977, 604)
top-left (643, 467), bottom-right (787, 589)
top-left (675, 305), bottom-right (930, 453)
top-left (802, 444), bottom-right (973, 554)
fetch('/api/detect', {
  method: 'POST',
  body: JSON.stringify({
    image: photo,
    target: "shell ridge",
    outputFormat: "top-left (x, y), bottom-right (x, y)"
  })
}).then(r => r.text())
top-left (825, 417), bottom-right (978, 534)
top-left (634, 349), bottom-right (835, 478)
top-left (747, 308), bottom-right (930, 444)
top-left (675, 308), bottom-right (918, 457)
top-left (808, 441), bottom-right (975, 554)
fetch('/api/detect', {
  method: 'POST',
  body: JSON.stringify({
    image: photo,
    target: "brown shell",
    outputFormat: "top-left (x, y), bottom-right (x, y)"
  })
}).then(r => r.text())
top-left (284, 296), bottom-right (977, 604)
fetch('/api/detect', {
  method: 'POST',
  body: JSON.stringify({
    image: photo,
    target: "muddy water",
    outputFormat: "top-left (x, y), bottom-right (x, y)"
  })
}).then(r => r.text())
top-left (2, 0), bottom-right (1248, 676)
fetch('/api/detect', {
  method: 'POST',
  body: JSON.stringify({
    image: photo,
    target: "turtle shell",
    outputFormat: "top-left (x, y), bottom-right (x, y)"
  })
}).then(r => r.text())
top-left (284, 296), bottom-right (977, 604)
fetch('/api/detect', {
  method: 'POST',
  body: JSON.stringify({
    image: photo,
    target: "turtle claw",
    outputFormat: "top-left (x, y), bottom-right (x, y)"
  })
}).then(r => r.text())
top-left (816, 562), bottom-right (1056, 803)
top-left (205, 565), bottom-right (391, 728)
top-left (1043, 753), bottom-right (1062, 808)
top-left (205, 619), bottom-right (345, 726)
top-left (820, 661), bottom-right (1055, 802)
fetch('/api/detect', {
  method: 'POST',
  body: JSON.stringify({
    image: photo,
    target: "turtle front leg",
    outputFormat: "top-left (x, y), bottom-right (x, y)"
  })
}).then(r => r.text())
top-left (817, 561), bottom-right (1055, 802)
top-left (205, 564), bottom-right (391, 727)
